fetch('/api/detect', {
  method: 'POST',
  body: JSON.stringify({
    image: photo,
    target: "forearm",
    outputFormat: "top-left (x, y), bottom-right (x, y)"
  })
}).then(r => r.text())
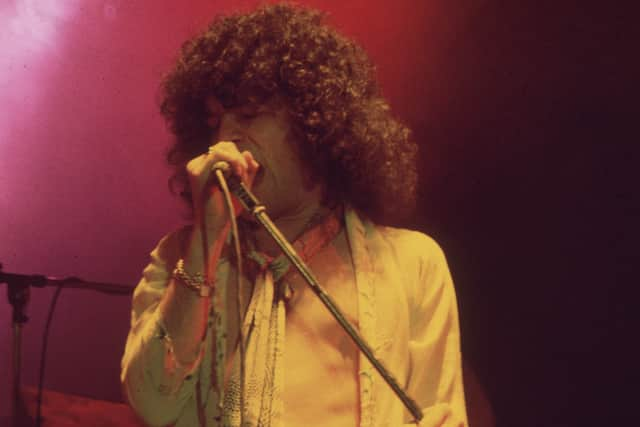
top-left (121, 224), bottom-right (228, 425)
top-left (158, 223), bottom-right (228, 363)
top-left (122, 138), bottom-right (253, 424)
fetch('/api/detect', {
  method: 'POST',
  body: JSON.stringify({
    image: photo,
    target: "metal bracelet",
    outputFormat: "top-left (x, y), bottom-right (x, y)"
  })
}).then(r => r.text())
top-left (172, 258), bottom-right (214, 297)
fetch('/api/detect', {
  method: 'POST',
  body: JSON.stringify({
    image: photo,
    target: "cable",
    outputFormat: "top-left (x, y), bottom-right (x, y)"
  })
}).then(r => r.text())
top-left (214, 169), bottom-right (246, 425)
top-left (36, 283), bottom-right (64, 427)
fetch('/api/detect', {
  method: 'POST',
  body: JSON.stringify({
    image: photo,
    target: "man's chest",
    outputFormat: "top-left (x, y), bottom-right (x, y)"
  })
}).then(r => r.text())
top-left (284, 257), bottom-right (358, 350)
top-left (280, 232), bottom-right (361, 426)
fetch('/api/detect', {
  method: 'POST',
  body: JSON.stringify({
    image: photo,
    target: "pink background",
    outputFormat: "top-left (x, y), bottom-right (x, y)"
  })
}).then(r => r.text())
top-left (0, 0), bottom-right (451, 413)
top-left (0, 1), bottom-right (633, 425)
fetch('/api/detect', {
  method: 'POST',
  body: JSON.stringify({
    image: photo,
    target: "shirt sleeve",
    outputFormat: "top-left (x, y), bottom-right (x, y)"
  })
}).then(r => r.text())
top-left (404, 234), bottom-right (468, 427)
top-left (120, 227), bottom-right (205, 427)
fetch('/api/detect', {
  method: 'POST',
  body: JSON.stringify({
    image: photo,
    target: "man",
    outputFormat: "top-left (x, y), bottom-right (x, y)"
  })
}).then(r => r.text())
top-left (121, 3), bottom-right (467, 426)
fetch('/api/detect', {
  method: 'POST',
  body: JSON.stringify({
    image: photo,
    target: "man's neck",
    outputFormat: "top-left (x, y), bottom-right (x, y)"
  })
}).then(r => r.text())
top-left (249, 199), bottom-right (332, 257)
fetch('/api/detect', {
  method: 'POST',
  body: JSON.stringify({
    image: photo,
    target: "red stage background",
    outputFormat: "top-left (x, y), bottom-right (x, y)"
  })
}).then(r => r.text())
top-left (0, 1), bottom-right (634, 426)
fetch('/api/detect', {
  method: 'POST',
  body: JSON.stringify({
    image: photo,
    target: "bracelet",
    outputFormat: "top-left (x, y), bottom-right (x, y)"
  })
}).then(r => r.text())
top-left (172, 258), bottom-right (214, 297)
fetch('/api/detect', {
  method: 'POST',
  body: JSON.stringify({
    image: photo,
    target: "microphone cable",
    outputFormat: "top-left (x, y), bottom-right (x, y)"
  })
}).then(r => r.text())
top-left (213, 167), bottom-right (246, 426)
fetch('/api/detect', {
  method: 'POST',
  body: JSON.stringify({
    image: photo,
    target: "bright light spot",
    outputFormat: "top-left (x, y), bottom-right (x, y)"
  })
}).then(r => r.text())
top-left (0, 0), bottom-right (82, 145)
top-left (1, 0), bottom-right (80, 59)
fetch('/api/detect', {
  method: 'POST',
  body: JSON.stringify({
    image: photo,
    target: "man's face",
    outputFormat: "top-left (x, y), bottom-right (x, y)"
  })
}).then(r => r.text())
top-left (207, 96), bottom-right (319, 219)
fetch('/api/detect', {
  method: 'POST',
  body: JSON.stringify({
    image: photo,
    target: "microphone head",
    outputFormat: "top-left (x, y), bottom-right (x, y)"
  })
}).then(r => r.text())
top-left (212, 161), bottom-right (232, 177)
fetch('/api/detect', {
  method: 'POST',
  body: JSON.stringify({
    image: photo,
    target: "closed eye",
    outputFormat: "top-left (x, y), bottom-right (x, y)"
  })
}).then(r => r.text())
top-left (235, 104), bottom-right (264, 120)
top-left (239, 112), bottom-right (258, 120)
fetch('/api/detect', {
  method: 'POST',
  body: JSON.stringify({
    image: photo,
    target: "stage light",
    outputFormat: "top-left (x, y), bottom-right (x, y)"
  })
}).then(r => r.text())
top-left (0, 0), bottom-right (82, 145)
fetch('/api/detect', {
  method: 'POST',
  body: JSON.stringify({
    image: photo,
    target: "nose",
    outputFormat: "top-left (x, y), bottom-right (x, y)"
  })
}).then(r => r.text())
top-left (216, 112), bottom-right (243, 142)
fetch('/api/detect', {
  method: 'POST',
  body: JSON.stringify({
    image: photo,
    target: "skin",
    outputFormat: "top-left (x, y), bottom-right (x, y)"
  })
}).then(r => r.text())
top-left (204, 96), bottom-right (330, 255)
top-left (158, 95), bottom-right (360, 426)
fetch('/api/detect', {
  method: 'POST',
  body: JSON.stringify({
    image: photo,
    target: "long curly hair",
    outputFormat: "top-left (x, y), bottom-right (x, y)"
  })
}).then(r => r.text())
top-left (161, 2), bottom-right (417, 223)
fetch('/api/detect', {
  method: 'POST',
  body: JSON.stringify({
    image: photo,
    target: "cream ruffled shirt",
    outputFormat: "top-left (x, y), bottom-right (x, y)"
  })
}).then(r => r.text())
top-left (121, 207), bottom-right (468, 426)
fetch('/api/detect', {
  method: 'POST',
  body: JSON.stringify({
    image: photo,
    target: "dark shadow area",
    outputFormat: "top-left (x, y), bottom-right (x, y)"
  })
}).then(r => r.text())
top-left (412, 2), bottom-right (636, 426)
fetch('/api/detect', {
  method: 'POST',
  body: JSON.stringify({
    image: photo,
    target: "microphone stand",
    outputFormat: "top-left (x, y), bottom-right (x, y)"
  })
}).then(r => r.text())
top-left (226, 178), bottom-right (424, 422)
top-left (1, 263), bottom-right (41, 427)
top-left (0, 263), bottom-right (132, 427)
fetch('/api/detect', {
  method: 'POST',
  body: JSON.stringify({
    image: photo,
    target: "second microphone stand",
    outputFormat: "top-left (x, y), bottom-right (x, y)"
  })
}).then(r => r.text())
top-left (0, 264), bottom-right (134, 427)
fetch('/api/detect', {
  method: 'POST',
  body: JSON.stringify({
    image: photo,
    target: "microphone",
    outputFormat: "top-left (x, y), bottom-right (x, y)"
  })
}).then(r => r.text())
top-left (211, 161), bottom-right (261, 211)
top-left (212, 160), bottom-right (232, 177)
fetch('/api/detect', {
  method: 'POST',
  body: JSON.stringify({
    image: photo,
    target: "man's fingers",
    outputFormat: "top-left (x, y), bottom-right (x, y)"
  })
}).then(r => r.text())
top-left (207, 142), bottom-right (251, 176)
top-left (242, 150), bottom-right (260, 173)
top-left (187, 142), bottom-right (259, 202)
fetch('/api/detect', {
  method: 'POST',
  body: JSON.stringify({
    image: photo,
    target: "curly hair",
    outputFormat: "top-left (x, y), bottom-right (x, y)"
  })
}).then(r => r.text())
top-left (161, 2), bottom-right (417, 223)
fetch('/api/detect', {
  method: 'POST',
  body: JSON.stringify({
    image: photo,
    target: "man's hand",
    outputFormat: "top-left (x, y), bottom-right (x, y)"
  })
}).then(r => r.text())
top-left (186, 141), bottom-right (260, 231)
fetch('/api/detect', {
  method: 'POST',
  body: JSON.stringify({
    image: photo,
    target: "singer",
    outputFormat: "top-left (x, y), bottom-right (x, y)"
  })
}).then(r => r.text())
top-left (121, 3), bottom-right (467, 427)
